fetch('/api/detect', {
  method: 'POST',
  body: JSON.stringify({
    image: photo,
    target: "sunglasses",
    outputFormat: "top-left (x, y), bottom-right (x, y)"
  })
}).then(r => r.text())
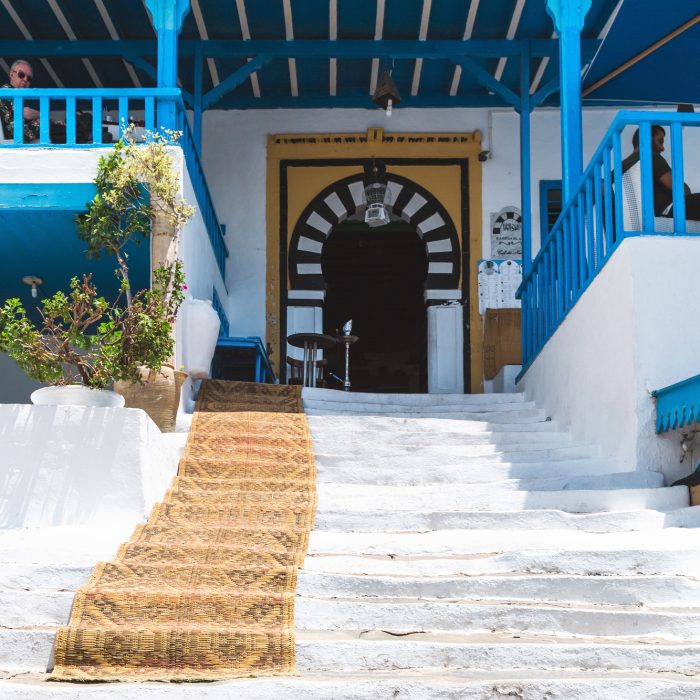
top-left (13, 69), bottom-right (33, 83)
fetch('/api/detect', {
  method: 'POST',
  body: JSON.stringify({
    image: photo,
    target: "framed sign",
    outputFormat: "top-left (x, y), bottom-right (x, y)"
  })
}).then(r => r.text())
top-left (490, 207), bottom-right (522, 259)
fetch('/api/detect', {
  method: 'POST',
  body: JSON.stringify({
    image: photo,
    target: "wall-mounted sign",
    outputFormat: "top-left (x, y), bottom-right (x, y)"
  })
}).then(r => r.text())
top-left (490, 207), bottom-right (522, 259)
top-left (477, 259), bottom-right (522, 315)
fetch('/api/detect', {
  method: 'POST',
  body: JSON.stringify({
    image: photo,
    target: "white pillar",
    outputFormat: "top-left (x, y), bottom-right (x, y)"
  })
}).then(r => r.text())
top-left (425, 290), bottom-right (464, 394)
top-left (286, 290), bottom-right (325, 362)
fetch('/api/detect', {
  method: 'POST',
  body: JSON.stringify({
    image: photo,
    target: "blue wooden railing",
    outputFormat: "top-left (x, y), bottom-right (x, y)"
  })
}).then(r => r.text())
top-left (174, 98), bottom-right (228, 280)
top-left (519, 110), bottom-right (700, 373)
top-left (0, 86), bottom-right (228, 281)
top-left (652, 374), bottom-right (700, 433)
top-left (0, 87), bottom-right (179, 145)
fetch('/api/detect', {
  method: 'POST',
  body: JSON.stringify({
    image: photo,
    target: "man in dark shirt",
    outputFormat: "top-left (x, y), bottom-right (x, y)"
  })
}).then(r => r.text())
top-left (622, 125), bottom-right (700, 219)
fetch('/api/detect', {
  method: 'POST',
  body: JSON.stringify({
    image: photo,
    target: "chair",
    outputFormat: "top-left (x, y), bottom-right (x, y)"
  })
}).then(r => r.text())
top-left (287, 355), bottom-right (327, 387)
top-left (622, 161), bottom-right (700, 234)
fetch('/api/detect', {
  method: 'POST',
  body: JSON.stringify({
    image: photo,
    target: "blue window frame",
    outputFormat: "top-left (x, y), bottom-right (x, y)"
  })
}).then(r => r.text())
top-left (539, 180), bottom-right (563, 237)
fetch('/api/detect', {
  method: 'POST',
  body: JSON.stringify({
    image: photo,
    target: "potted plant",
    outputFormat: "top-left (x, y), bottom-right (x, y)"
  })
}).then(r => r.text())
top-left (0, 127), bottom-right (194, 426)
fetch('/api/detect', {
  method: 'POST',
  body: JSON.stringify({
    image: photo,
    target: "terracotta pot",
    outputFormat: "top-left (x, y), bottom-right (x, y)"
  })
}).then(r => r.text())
top-left (114, 365), bottom-right (187, 432)
top-left (30, 385), bottom-right (125, 407)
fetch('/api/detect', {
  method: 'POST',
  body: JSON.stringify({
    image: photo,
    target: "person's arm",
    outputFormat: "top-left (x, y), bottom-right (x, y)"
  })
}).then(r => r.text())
top-left (23, 105), bottom-right (39, 120)
top-left (658, 172), bottom-right (691, 195)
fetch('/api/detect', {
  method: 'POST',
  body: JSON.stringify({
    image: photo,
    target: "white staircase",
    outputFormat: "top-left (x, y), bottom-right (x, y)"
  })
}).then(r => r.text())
top-left (295, 388), bottom-right (700, 697)
top-left (2, 388), bottom-right (700, 698)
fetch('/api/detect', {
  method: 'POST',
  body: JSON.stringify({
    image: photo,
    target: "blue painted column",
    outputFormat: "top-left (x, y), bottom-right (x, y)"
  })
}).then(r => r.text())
top-left (519, 45), bottom-right (532, 272)
top-left (546, 0), bottom-right (591, 201)
top-left (145, 0), bottom-right (191, 130)
top-left (193, 42), bottom-right (204, 152)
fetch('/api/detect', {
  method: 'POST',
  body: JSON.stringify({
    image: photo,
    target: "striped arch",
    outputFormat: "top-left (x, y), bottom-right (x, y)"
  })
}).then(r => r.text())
top-left (288, 173), bottom-right (461, 291)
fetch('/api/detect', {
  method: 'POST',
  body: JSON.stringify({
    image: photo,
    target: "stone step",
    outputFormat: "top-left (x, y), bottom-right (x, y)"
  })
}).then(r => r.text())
top-left (0, 591), bottom-right (72, 627)
top-left (314, 455), bottom-right (625, 480)
top-left (295, 571), bottom-right (700, 608)
top-left (0, 563), bottom-right (93, 591)
top-left (314, 506), bottom-right (700, 532)
top-left (310, 427), bottom-right (574, 447)
top-left (305, 407), bottom-right (547, 423)
top-left (314, 484), bottom-right (688, 513)
top-left (308, 525), bottom-right (700, 559)
top-left (295, 633), bottom-right (700, 675)
top-left (7, 568), bottom-right (696, 615)
top-left (302, 548), bottom-right (700, 577)
top-left (312, 440), bottom-right (599, 460)
top-left (304, 401), bottom-right (535, 415)
top-left (295, 597), bottom-right (700, 640)
top-left (2, 672), bottom-right (700, 699)
top-left (0, 629), bottom-right (54, 673)
top-left (302, 387), bottom-right (526, 406)
top-left (308, 414), bottom-right (560, 433)
top-left (315, 471), bottom-right (663, 491)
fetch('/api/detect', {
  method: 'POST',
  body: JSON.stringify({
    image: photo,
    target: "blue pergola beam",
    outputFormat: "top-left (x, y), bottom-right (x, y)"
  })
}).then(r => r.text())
top-left (193, 42), bottom-right (203, 151)
top-left (450, 56), bottom-right (521, 110)
top-left (202, 55), bottom-right (272, 110)
top-left (546, 0), bottom-right (592, 201)
top-left (4, 39), bottom-right (601, 60)
top-left (531, 76), bottom-right (560, 108)
top-left (123, 54), bottom-right (157, 81)
top-left (203, 94), bottom-right (512, 109)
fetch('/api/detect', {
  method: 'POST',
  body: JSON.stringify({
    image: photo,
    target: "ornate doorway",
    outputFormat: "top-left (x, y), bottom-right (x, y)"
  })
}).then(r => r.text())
top-left (321, 219), bottom-right (428, 393)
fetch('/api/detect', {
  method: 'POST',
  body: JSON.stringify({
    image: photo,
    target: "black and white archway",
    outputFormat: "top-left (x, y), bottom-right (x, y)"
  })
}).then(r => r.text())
top-left (286, 173), bottom-right (465, 393)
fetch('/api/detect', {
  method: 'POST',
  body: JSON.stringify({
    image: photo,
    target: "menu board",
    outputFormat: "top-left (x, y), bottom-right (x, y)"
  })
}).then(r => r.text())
top-left (478, 259), bottom-right (523, 315)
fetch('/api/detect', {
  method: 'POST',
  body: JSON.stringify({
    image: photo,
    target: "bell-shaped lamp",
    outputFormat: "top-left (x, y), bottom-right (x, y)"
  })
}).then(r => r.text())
top-left (373, 68), bottom-right (401, 116)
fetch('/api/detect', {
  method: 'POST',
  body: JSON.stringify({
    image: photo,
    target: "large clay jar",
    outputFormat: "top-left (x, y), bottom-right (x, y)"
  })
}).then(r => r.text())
top-left (182, 298), bottom-right (221, 379)
top-left (114, 365), bottom-right (187, 432)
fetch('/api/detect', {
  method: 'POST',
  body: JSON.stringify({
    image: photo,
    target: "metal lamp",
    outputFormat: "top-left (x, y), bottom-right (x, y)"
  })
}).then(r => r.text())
top-left (373, 67), bottom-right (401, 117)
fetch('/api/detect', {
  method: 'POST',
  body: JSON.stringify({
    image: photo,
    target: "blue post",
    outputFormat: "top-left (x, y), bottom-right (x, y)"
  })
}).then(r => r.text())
top-left (545, 0), bottom-right (592, 202)
top-left (145, 0), bottom-right (191, 130)
top-left (519, 45), bottom-right (532, 272)
top-left (194, 41), bottom-right (203, 153)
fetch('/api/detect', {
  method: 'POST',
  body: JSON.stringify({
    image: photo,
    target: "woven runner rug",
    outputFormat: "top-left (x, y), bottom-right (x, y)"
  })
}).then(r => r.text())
top-left (51, 380), bottom-right (316, 682)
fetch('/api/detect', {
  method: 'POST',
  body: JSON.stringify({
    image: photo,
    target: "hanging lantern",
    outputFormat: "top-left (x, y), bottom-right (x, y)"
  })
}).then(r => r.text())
top-left (373, 67), bottom-right (401, 117)
top-left (364, 164), bottom-right (390, 227)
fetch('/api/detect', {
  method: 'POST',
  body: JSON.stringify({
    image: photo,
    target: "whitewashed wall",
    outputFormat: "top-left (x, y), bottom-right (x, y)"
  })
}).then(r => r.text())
top-left (0, 404), bottom-right (177, 529)
top-left (521, 237), bottom-right (700, 482)
top-left (200, 106), bottom-right (646, 340)
top-left (202, 106), bottom-right (700, 341)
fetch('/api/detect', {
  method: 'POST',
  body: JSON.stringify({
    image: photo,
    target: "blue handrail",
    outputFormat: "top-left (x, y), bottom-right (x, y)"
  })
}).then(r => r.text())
top-left (0, 87), bottom-right (179, 146)
top-left (174, 98), bottom-right (229, 281)
top-left (518, 110), bottom-right (700, 374)
top-left (0, 86), bottom-right (228, 284)
top-left (652, 374), bottom-right (700, 433)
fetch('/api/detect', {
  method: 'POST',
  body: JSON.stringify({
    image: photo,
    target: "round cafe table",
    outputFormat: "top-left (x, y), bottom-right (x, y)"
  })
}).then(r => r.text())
top-left (287, 332), bottom-right (337, 387)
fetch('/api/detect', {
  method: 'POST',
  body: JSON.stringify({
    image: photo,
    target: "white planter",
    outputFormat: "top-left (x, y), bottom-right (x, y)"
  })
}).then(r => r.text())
top-left (182, 298), bottom-right (221, 379)
top-left (30, 385), bottom-right (125, 408)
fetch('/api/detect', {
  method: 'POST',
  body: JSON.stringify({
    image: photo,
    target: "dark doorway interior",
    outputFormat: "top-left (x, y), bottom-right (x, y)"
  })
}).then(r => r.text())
top-left (322, 220), bottom-right (428, 393)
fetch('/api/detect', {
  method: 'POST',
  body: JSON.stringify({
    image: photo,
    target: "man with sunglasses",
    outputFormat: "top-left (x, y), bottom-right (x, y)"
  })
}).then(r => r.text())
top-left (1, 59), bottom-right (40, 142)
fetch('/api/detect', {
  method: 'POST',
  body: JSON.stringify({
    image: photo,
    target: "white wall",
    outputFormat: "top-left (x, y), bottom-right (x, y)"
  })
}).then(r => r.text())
top-left (521, 236), bottom-right (700, 482)
top-left (177, 161), bottom-right (229, 365)
top-left (0, 405), bottom-right (177, 529)
top-left (201, 106), bottom-right (638, 342)
top-left (0, 148), bottom-right (108, 183)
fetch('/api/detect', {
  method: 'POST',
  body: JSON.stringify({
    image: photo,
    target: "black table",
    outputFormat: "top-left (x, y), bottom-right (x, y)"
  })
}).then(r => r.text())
top-left (287, 332), bottom-right (337, 387)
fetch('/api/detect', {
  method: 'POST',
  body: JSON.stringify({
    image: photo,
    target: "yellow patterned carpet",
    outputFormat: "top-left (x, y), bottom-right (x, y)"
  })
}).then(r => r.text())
top-left (51, 380), bottom-right (316, 682)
